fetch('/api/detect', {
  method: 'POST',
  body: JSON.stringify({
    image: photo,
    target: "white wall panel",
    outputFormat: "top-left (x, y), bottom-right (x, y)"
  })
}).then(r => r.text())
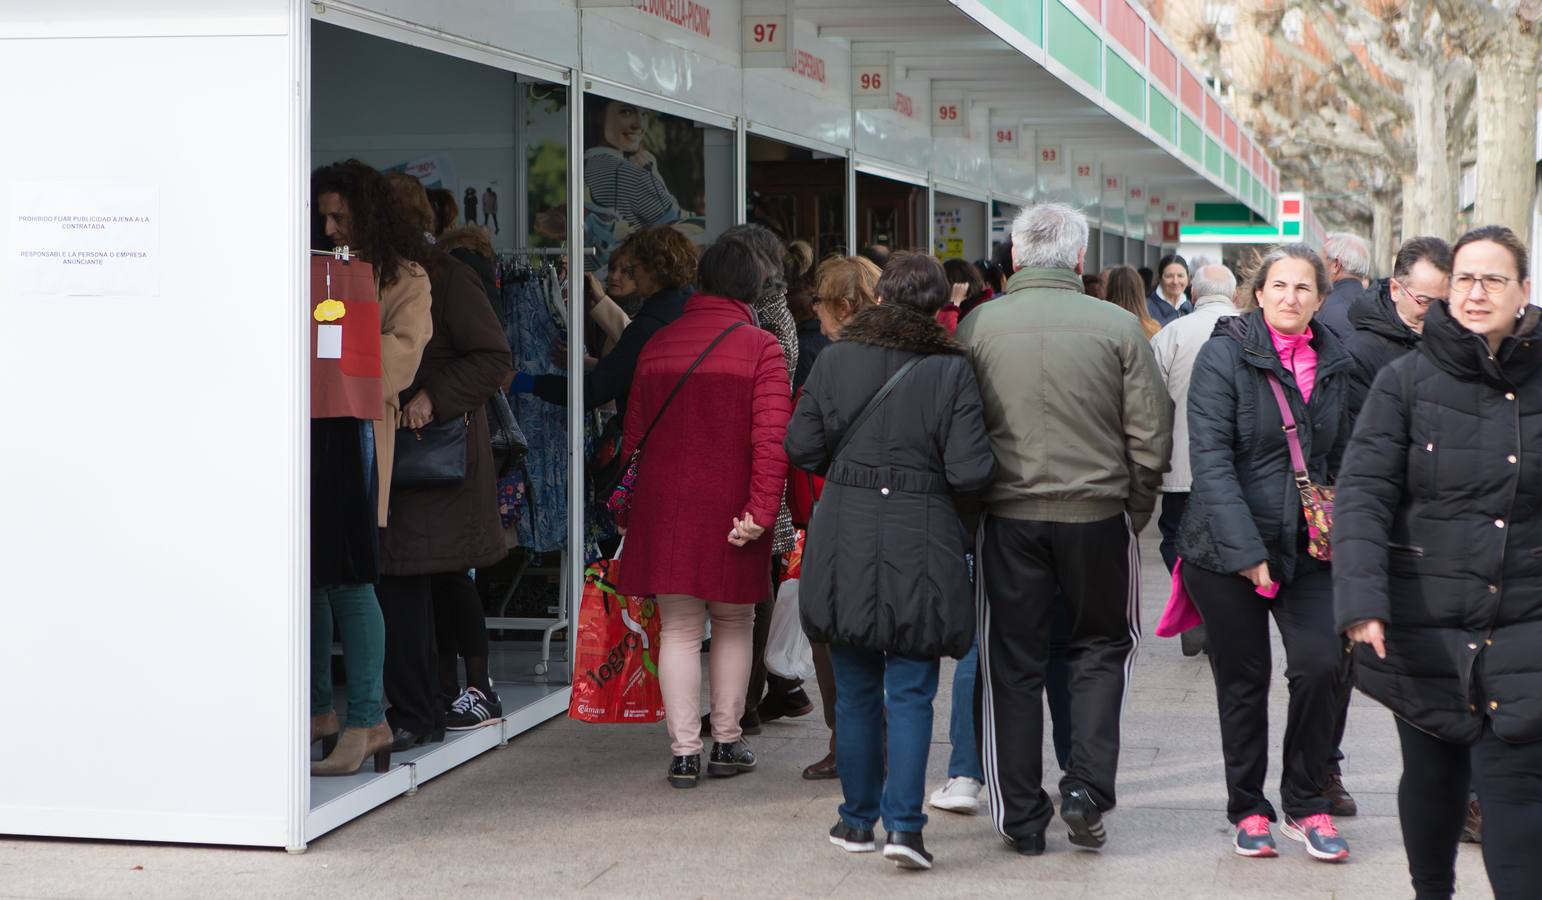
top-left (581, 1), bottom-right (742, 118)
top-left (324, 0), bottom-right (580, 71)
top-left (853, 71), bottom-right (932, 174)
top-left (991, 158), bottom-right (1037, 203)
top-left (0, 0), bottom-right (287, 36)
top-left (0, 14), bottom-right (301, 846)
top-left (741, 18), bottom-right (852, 151)
top-left (932, 133), bottom-right (990, 190)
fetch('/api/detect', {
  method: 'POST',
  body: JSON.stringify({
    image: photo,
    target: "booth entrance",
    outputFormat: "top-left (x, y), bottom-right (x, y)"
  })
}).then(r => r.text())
top-left (933, 191), bottom-right (988, 264)
top-left (307, 20), bottom-right (580, 841)
top-left (746, 135), bottom-right (848, 261)
top-left (306, 20), bottom-right (745, 843)
top-left (855, 172), bottom-right (926, 254)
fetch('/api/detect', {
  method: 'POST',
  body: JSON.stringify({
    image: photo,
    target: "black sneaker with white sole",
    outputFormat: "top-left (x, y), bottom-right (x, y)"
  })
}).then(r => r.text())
top-left (1060, 786), bottom-right (1107, 850)
top-left (444, 686), bottom-right (502, 730)
top-left (668, 754), bottom-right (701, 788)
top-left (883, 831), bottom-right (934, 870)
top-left (707, 739), bottom-right (756, 777)
top-left (828, 820), bottom-right (876, 853)
top-left (1005, 832), bottom-right (1046, 856)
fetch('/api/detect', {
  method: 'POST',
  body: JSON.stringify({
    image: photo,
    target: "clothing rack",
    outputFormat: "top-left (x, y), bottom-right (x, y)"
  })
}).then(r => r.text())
top-left (308, 247), bottom-right (360, 262)
top-left (497, 247), bottom-right (596, 258)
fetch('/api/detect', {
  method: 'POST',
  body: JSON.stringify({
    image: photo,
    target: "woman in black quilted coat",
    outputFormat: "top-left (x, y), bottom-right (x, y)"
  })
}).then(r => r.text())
top-left (785, 252), bottom-right (996, 870)
top-left (1176, 244), bottom-right (1354, 863)
top-left (1335, 225), bottom-right (1542, 900)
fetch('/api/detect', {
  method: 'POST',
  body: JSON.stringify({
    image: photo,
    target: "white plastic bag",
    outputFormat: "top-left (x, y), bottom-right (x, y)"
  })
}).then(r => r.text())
top-left (764, 578), bottom-right (816, 680)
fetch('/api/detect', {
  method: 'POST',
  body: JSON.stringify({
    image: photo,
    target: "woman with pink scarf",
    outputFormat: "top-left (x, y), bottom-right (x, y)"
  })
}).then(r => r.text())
top-left (1176, 245), bottom-right (1355, 863)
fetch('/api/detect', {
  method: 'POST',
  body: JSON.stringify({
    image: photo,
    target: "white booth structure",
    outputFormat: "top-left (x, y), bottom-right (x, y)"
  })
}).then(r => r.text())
top-left (0, 0), bottom-right (1274, 850)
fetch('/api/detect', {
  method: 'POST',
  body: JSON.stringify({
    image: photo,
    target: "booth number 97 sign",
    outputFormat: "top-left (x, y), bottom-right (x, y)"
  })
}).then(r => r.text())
top-left (743, 16), bottom-right (787, 51)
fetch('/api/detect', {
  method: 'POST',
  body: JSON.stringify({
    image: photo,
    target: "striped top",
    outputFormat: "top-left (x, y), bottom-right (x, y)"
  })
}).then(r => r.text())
top-left (584, 146), bottom-right (685, 229)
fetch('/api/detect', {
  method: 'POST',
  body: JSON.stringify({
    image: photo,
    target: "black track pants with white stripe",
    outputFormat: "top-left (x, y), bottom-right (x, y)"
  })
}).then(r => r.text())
top-left (974, 513), bottom-right (1140, 841)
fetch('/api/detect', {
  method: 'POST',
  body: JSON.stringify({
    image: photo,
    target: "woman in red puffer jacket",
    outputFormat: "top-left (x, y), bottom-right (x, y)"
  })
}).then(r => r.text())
top-left (616, 236), bottom-right (793, 789)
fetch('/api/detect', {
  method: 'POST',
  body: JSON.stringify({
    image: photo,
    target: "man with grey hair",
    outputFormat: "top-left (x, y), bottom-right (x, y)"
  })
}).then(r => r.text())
top-left (1316, 232), bottom-right (1372, 338)
top-left (956, 202), bottom-right (1173, 856)
top-left (1150, 264), bottom-right (1243, 657)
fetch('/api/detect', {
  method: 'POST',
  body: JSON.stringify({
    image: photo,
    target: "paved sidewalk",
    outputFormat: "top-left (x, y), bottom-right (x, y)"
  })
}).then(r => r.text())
top-left (0, 531), bottom-right (1493, 899)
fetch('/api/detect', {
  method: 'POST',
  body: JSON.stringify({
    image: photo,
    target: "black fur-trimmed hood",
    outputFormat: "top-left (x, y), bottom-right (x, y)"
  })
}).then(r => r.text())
top-left (837, 304), bottom-right (964, 356)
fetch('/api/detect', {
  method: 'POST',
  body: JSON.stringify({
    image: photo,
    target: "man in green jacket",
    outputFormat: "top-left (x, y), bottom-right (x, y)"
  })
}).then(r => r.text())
top-left (957, 202), bottom-right (1172, 856)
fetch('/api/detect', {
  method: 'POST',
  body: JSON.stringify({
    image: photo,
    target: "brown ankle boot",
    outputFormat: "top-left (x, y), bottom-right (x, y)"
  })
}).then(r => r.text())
top-left (312, 722), bottom-right (392, 776)
top-left (311, 711), bottom-right (340, 757)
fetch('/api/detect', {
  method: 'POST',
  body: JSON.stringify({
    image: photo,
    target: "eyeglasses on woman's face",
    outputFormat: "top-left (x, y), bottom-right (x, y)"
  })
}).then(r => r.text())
top-left (1452, 273), bottom-right (1516, 296)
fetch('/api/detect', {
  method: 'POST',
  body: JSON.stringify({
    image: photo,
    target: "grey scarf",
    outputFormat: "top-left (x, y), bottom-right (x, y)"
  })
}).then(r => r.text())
top-left (752, 283), bottom-right (799, 554)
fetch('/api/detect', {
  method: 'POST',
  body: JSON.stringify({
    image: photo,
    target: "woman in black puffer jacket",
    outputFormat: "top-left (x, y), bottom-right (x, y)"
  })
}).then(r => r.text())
top-left (1335, 226), bottom-right (1542, 900)
top-left (1177, 243), bottom-right (1354, 862)
top-left (785, 252), bottom-right (996, 869)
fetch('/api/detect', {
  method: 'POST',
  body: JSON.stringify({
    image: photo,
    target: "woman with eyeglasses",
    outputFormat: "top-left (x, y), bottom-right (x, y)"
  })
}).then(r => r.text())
top-left (1335, 225), bottom-right (1542, 900)
top-left (788, 254), bottom-right (882, 781)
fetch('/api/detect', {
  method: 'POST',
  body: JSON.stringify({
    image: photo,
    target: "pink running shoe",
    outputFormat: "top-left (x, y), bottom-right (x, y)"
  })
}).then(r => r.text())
top-left (1234, 815), bottom-right (1278, 858)
top-left (1282, 814), bottom-right (1350, 862)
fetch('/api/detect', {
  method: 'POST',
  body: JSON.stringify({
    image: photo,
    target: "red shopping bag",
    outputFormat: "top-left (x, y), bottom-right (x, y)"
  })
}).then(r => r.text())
top-left (781, 531), bottom-right (805, 581)
top-left (309, 255), bottom-right (383, 420)
top-left (568, 558), bottom-right (666, 724)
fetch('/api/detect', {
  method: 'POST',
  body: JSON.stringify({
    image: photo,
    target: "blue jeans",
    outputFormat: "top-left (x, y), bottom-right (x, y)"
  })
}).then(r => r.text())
top-left (948, 640), bottom-right (984, 781)
top-left (830, 644), bottom-right (940, 834)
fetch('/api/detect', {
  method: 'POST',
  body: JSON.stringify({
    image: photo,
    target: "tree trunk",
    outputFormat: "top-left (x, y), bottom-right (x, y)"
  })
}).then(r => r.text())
top-left (1473, 27), bottom-right (1541, 245)
top-left (1402, 67), bottom-right (1455, 241)
top-left (1372, 189), bottom-right (1399, 276)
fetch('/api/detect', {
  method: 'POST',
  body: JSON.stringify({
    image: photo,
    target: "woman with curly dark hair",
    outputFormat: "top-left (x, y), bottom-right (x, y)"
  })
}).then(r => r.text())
top-left (516, 225), bottom-right (698, 422)
top-left (309, 159), bottom-right (433, 775)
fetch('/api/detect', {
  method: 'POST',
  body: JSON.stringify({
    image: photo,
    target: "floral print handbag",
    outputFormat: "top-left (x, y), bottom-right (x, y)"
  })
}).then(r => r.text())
top-left (1265, 373), bottom-right (1334, 561)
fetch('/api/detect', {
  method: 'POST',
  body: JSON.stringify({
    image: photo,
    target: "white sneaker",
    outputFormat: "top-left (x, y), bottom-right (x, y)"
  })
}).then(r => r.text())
top-left (929, 776), bottom-right (982, 814)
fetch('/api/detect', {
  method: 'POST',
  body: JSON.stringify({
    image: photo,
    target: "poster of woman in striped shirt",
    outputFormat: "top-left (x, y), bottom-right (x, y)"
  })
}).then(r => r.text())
top-left (583, 98), bottom-right (706, 272)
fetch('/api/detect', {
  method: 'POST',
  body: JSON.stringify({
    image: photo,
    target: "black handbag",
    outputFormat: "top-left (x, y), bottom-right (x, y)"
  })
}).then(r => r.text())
top-left (486, 390), bottom-right (528, 478)
top-left (394, 412), bottom-right (470, 488)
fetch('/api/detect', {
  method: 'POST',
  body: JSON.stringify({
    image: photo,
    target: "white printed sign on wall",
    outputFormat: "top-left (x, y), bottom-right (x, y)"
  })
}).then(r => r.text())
top-left (10, 183), bottom-right (160, 296)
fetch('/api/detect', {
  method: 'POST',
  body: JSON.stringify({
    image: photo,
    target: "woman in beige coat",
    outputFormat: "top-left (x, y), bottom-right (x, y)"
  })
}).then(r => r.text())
top-left (375, 262), bottom-right (433, 524)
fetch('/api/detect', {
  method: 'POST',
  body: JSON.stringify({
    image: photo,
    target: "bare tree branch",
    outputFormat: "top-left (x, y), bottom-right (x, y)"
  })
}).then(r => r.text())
top-left (1283, 0), bottom-right (1410, 115)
